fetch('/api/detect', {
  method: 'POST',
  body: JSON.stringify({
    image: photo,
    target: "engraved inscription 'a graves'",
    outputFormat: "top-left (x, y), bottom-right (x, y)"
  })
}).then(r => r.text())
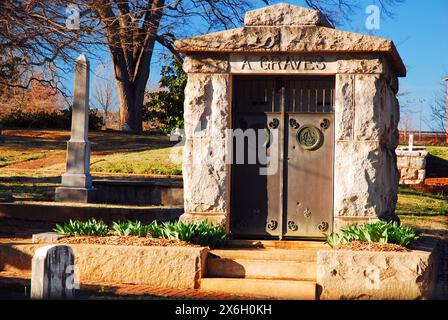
top-left (230, 55), bottom-right (337, 74)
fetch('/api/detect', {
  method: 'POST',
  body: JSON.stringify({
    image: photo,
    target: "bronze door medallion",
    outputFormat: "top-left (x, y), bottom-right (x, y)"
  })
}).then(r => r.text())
top-left (296, 125), bottom-right (323, 150)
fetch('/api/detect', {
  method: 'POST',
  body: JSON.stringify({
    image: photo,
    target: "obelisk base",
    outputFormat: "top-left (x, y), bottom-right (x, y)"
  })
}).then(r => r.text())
top-left (55, 187), bottom-right (96, 203)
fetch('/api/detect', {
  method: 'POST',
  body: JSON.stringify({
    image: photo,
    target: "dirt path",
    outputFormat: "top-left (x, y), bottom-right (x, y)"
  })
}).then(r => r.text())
top-left (3, 152), bottom-right (67, 170)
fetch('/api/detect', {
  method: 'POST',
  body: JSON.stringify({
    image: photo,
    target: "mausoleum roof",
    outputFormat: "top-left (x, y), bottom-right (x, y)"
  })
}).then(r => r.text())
top-left (174, 3), bottom-right (406, 77)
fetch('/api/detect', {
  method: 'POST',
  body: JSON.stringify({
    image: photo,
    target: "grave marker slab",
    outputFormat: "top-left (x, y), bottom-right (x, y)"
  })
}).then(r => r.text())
top-left (31, 245), bottom-right (76, 299)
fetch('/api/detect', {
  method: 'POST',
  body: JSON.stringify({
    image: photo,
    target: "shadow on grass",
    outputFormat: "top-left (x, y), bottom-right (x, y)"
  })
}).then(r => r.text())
top-left (0, 135), bottom-right (66, 151)
top-left (0, 176), bottom-right (59, 201)
top-left (398, 186), bottom-right (447, 201)
top-left (0, 176), bottom-right (60, 184)
top-left (0, 218), bottom-right (54, 238)
top-left (398, 212), bottom-right (447, 217)
top-left (2, 131), bottom-right (178, 155)
top-left (427, 154), bottom-right (448, 178)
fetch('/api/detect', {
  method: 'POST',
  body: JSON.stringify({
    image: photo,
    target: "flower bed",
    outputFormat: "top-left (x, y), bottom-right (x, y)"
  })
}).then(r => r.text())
top-left (325, 221), bottom-right (420, 249)
top-left (1, 218), bottom-right (223, 289)
top-left (316, 222), bottom-right (442, 299)
top-left (54, 218), bottom-right (227, 248)
top-left (336, 241), bottom-right (410, 252)
top-left (56, 235), bottom-right (196, 247)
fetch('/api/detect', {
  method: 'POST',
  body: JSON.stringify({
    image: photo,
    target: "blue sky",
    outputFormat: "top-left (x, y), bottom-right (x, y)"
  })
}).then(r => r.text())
top-left (85, 0), bottom-right (447, 131)
top-left (326, 0), bottom-right (448, 131)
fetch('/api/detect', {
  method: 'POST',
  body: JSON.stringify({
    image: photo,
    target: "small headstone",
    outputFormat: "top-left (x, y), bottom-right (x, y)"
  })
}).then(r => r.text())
top-left (31, 245), bottom-right (76, 299)
top-left (408, 134), bottom-right (414, 152)
top-left (170, 128), bottom-right (183, 142)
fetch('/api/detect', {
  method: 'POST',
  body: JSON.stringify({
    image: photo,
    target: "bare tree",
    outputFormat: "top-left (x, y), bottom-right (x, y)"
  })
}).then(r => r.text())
top-left (83, 0), bottom-right (263, 132)
top-left (0, 0), bottom-right (260, 131)
top-left (304, 0), bottom-right (404, 26)
top-left (397, 91), bottom-right (415, 133)
top-left (94, 77), bottom-right (116, 128)
top-left (429, 81), bottom-right (447, 133)
top-left (399, 112), bottom-right (415, 133)
top-left (93, 63), bottom-right (117, 128)
top-left (0, 0), bottom-right (98, 95)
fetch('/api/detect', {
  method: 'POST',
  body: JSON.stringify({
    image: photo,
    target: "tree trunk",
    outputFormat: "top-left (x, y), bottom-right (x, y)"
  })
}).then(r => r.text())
top-left (114, 63), bottom-right (150, 133)
top-left (115, 80), bottom-right (135, 132)
top-left (94, 0), bottom-right (164, 133)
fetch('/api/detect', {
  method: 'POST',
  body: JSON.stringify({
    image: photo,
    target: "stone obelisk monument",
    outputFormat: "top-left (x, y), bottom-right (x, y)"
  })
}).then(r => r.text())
top-left (55, 54), bottom-right (95, 203)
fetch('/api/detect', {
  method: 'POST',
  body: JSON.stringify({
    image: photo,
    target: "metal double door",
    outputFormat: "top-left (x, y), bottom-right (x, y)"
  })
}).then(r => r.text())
top-left (231, 76), bottom-right (335, 239)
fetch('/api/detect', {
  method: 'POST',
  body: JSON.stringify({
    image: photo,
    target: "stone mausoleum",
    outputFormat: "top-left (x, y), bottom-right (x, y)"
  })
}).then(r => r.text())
top-left (174, 3), bottom-right (406, 239)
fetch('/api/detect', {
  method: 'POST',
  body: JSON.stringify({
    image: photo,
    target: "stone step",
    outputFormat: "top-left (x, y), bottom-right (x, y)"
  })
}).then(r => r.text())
top-left (207, 249), bottom-right (317, 281)
top-left (206, 257), bottom-right (316, 281)
top-left (226, 239), bottom-right (328, 250)
top-left (200, 278), bottom-right (316, 300)
top-left (0, 202), bottom-right (183, 224)
top-left (209, 248), bottom-right (317, 261)
top-left (93, 179), bottom-right (183, 206)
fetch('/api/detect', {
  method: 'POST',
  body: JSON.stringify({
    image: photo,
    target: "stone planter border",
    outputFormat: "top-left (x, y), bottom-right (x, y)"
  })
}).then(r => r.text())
top-left (316, 236), bottom-right (441, 300)
top-left (1, 236), bottom-right (442, 299)
top-left (0, 242), bottom-right (208, 290)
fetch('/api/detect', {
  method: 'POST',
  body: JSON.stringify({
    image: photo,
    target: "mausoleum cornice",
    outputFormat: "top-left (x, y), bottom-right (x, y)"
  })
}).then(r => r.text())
top-left (174, 4), bottom-right (405, 77)
top-left (174, 26), bottom-right (405, 77)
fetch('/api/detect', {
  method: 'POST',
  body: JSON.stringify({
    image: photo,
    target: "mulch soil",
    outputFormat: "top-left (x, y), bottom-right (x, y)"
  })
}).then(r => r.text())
top-left (57, 235), bottom-right (198, 247)
top-left (336, 241), bottom-right (410, 252)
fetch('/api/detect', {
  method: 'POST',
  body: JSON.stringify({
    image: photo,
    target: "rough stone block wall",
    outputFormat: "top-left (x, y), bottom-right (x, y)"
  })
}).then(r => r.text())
top-left (396, 149), bottom-right (428, 185)
top-left (334, 58), bottom-right (400, 226)
top-left (181, 53), bottom-right (401, 228)
top-left (317, 243), bottom-right (440, 300)
top-left (181, 61), bottom-right (231, 225)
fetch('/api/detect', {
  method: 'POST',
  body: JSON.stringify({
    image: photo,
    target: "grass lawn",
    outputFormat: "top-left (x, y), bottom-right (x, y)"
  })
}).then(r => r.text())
top-left (426, 146), bottom-right (448, 160)
top-left (0, 170), bottom-right (60, 201)
top-left (0, 133), bottom-right (64, 167)
top-left (0, 150), bottom-right (51, 167)
top-left (0, 129), bottom-right (182, 200)
top-left (0, 129), bottom-right (182, 175)
top-left (46, 146), bottom-right (183, 175)
top-left (90, 147), bottom-right (182, 175)
top-left (396, 186), bottom-right (448, 232)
